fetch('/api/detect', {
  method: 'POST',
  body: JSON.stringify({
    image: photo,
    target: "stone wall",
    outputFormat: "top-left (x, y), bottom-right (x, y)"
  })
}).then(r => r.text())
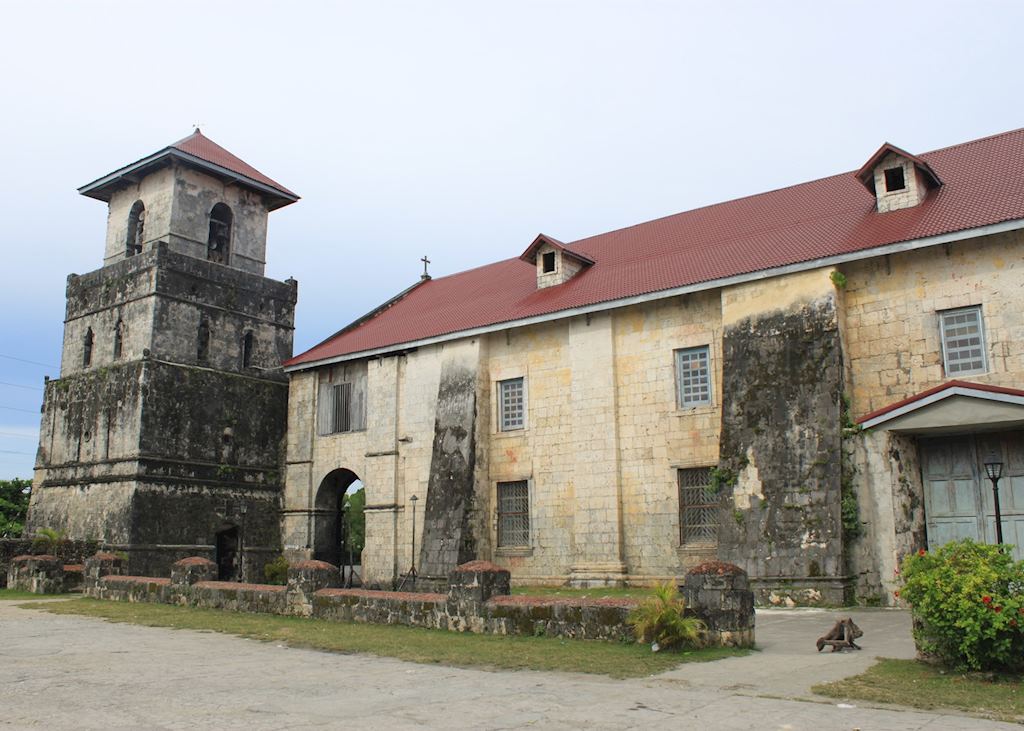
top-left (717, 270), bottom-right (849, 605)
top-left (0, 539), bottom-right (99, 588)
top-left (87, 558), bottom-right (755, 647)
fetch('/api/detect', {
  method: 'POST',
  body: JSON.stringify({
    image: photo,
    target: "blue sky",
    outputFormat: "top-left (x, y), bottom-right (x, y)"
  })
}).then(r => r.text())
top-left (2, 0), bottom-right (1023, 478)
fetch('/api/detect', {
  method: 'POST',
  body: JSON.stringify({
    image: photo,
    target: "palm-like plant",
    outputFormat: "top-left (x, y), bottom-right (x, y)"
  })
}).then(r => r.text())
top-left (31, 527), bottom-right (65, 555)
top-left (627, 582), bottom-right (706, 651)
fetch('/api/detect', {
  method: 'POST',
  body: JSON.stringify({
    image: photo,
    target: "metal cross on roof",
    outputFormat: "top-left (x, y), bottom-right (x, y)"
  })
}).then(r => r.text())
top-left (421, 255), bottom-right (431, 280)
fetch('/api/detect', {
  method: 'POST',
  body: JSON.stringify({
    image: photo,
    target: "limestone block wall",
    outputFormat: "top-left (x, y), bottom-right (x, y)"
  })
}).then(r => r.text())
top-left (485, 319), bottom-right (574, 581)
top-left (103, 166), bottom-right (176, 265)
top-left (842, 229), bottom-right (1024, 417)
top-left (717, 268), bottom-right (847, 603)
top-left (613, 291), bottom-right (723, 580)
top-left (103, 164), bottom-right (271, 275)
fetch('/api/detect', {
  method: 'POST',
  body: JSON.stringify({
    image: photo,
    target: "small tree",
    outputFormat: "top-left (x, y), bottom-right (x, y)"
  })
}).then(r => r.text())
top-left (344, 487), bottom-right (365, 556)
top-left (0, 478), bottom-right (31, 538)
top-left (901, 539), bottom-right (1024, 672)
top-left (627, 583), bottom-right (706, 651)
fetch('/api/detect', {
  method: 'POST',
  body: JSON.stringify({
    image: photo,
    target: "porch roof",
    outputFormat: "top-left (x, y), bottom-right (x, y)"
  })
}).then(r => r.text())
top-left (857, 380), bottom-right (1024, 433)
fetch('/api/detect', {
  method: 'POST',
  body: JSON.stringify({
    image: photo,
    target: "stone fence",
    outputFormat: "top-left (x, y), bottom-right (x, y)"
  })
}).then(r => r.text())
top-left (0, 539), bottom-right (98, 588)
top-left (72, 554), bottom-right (755, 647)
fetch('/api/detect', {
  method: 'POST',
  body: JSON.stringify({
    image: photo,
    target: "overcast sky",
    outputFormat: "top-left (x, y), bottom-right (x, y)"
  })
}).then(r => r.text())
top-left (1, 0), bottom-right (1022, 478)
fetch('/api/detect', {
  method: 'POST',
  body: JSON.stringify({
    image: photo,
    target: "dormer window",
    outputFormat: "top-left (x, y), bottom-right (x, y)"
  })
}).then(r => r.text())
top-left (883, 166), bottom-right (905, 192)
top-left (519, 234), bottom-right (594, 290)
top-left (542, 251), bottom-right (556, 273)
top-left (856, 142), bottom-right (942, 214)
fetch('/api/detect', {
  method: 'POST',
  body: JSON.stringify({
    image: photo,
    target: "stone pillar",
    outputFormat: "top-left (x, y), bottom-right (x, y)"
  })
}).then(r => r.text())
top-left (287, 560), bottom-right (341, 616)
top-left (446, 560), bottom-right (510, 618)
top-left (83, 551), bottom-right (125, 591)
top-left (568, 313), bottom-right (626, 587)
top-left (8, 555), bottom-right (65, 594)
top-left (681, 561), bottom-right (755, 647)
top-left (171, 557), bottom-right (218, 587)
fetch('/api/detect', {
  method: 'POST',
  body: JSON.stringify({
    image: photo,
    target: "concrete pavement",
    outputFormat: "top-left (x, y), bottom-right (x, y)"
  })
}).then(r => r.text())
top-left (0, 600), bottom-right (1016, 730)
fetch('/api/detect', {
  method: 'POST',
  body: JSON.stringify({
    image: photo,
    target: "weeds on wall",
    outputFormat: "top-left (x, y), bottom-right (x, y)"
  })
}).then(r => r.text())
top-left (626, 583), bottom-right (706, 652)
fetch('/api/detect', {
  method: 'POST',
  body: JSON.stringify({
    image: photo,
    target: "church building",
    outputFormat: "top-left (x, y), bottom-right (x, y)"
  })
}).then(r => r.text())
top-left (282, 128), bottom-right (1024, 604)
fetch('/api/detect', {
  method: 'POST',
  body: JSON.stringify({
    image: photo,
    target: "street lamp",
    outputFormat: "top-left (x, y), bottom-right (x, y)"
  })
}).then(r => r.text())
top-left (983, 454), bottom-right (1005, 545)
top-left (410, 495), bottom-right (419, 585)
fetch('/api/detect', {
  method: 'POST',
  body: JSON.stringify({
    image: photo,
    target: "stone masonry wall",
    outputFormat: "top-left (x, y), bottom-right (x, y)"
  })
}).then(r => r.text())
top-left (717, 269), bottom-right (848, 604)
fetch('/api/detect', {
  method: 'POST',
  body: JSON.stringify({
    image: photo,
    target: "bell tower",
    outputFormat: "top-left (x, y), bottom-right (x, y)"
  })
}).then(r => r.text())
top-left (28, 132), bottom-right (299, 580)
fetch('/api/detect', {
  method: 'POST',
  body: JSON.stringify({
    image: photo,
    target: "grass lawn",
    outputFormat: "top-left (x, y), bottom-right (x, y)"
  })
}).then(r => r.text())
top-left (0, 588), bottom-right (67, 600)
top-left (511, 585), bottom-right (651, 601)
top-left (814, 658), bottom-right (1024, 724)
top-left (23, 598), bottom-right (745, 678)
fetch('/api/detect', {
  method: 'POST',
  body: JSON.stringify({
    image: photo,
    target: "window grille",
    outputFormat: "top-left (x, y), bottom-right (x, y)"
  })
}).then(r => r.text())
top-left (499, 377), bottom-right (525, 431)
top-left (678, 467), bottom-right (717, 545)
top-left (940, 306), bottom-right (987, 376)
top-left (676, 345), bottom-right (711, 407)
top-left (332, 382), bottom-right (352, 433)
top-left (497, 480), bottom-right (530, 547)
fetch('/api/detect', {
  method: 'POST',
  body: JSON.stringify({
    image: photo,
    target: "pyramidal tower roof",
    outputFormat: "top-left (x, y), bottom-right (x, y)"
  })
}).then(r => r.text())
top-left (79, 129), bottom-right (299, 210)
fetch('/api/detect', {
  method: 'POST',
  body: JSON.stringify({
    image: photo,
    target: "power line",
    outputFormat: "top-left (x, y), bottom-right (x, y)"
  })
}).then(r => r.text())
top-left (0, 430), bottom-right (37, 440)
top-left (0, 405), bottom-right (39, 414)
top-left (0, 449), bottom-right (33, 456)
top-left (0, 353), bottom-right (58, 369)
top-left (0, 380), bottom-right (43, 392)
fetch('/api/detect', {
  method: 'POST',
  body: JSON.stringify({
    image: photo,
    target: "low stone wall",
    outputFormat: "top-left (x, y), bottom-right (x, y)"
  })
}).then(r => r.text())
top-left (0, 539), bottom-right (99, 588)
top-left (86, 556), bottom-right (756, 647)
top-left (7, 555), bottom-right (65, 594)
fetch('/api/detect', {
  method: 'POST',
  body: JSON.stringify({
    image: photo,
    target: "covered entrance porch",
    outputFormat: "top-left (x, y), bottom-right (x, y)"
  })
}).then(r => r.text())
top-left (860, 380), bottom-right (1024, 561)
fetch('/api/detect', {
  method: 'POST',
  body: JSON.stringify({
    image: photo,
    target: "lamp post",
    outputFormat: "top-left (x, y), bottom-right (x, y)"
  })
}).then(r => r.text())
top-left (983, 454), bottom-right (1005, 545)
top-left (410, 495), bottom-right (419, 584)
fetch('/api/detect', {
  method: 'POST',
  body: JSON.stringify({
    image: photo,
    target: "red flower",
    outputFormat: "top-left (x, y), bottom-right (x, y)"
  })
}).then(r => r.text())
top-left (994, 606), bottom-right (1003, 613)
top-left (1011, 620), bottom-right (1018, 628)
top-left (982, 596), bottom-right (993, 604)
top-left (893, 590), bottom-right (900, 599)
top-left (918, 548), bottom-right (926, 557)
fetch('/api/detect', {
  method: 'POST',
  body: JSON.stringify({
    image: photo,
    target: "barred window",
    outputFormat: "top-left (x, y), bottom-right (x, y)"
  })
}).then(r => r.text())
top-left (497, 480), bottom-right (530, 547)
top-left (317, 381), bottom-right (366, 435)
top-left (678, 467), bottom-right (717, 545)
top-left (499, 377), bottom-right (525, 431)
top-left (676, 345), bottom-right (711, 407)
top-left (940, 306), bottom-right (987, 376)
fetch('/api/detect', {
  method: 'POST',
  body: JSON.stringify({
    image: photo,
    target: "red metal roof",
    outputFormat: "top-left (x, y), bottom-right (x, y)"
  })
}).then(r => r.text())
top-left (171, 130), bottom-right (297, 198)
top-left (856, 380), bottom-right (1024, 425)
top-left (288, 127), bottom-right (1024, 368)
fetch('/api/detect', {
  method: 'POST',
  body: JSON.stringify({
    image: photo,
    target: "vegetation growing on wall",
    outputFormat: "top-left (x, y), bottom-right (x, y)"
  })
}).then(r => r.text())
top-left (840, 394), bottom-right (862, 541)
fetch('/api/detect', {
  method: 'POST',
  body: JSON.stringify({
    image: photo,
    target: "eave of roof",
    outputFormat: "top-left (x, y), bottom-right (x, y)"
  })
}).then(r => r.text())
top-left (857, 380), bottom-right (1024, 429)
top-left (78, 130), bottom-right (299, 210)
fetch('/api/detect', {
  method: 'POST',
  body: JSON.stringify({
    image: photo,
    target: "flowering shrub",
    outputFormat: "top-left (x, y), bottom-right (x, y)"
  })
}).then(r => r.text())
top-left (901, 539), bottom-right (1024, 672)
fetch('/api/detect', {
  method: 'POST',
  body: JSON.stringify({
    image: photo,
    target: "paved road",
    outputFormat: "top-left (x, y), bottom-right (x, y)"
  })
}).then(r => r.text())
top-left (0, 601), bottom-right (1016, 730)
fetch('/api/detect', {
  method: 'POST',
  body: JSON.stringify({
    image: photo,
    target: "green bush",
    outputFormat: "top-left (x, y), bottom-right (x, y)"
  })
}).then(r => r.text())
top-left (901, 540), bottom-right (1024, 672)
top-left (264, 555), bottom-right (290, 585)
top-left (626, 583), bottom-right (705, 651)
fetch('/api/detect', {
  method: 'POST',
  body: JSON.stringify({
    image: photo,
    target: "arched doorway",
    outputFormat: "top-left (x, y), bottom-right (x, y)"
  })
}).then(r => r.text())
top-left (313, 469), bottom-right (363, 569)
top-left (215, 524), bottom-right (240, 580)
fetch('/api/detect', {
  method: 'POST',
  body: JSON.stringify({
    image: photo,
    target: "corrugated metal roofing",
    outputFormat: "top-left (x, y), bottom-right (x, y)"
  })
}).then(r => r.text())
top-left (287, 127), bottom-right (1024, 368)
top-left (172, 130), bottom-right (297, 198)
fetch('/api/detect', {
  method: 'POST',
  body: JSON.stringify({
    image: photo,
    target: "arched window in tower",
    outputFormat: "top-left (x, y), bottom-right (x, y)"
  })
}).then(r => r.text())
top-left (113, 319), bottom-right (124, 360)
top-left (197, 318), bottom-right (211, 363)
top-left (83, 327), bottom-right (94, 367)
top-left (207, 203), bottom-right (233, 264)
top-left (242, 330), bottom-right (254, 369)
top-left (126, 201), bottom-right (145, 257)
